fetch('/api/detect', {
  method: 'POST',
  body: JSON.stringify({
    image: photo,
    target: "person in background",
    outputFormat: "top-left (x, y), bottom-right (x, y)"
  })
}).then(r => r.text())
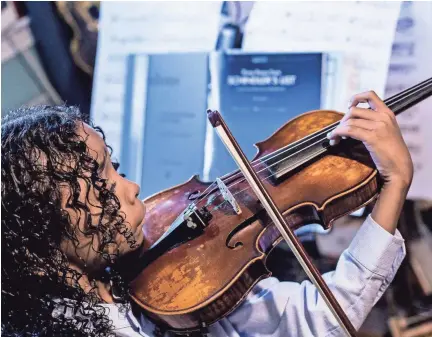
top-left (1, 91), bottom-right (412, 336)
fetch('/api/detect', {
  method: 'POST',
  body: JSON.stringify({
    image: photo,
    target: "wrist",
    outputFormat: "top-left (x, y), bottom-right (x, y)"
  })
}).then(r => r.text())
top-left (373, 179), bottom-right (409, 235)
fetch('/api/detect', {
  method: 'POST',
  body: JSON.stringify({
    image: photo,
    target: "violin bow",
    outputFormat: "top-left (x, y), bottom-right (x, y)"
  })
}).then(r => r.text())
top-left (207, 110), bottom-right (357, 337)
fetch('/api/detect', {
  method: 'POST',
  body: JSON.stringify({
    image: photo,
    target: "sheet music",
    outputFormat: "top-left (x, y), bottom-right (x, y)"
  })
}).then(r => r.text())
top-left (242, 1), bottom-right (401, 111)
top-left (385, 1), bottom-right (432, 200)
top-left (127, 53), bottom-right (210, 198)
top-left (91, 2), bottom-right (222, 159)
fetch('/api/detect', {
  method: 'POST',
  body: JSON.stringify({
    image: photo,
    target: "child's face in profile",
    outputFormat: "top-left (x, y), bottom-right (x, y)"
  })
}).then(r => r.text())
top-left (60, 123), bottom-right (146, 275)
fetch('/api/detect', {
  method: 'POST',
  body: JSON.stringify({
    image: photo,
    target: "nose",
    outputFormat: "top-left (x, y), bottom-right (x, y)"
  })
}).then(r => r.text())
top-left (125, 179), bottom-right (140, 204)
top-left (134, 183), bottom-right (141, 199)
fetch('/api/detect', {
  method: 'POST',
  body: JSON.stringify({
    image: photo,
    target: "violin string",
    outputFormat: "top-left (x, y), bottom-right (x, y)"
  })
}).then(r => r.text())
top-left (191, 180), bottom-right (219, 205)
top-left (198, 122), bottom-right (338, 205)
top-left (207, 146), bottom-right (330, 213)
top-left (193, 121), bottom-right (338, 207)
top-left (221, 122), bottom-right (338, 182)
top-left (385, 78), bottom-right (432, 108)
top-left (386, 78), bottom-right (432, 112)
top-left (194, 78), bottom-right (432, 211)
top-left (205, 132), bottom-right (334, 213)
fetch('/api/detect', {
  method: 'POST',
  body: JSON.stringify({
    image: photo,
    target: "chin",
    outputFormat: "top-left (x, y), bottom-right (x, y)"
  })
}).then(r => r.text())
top-left (136, 229), bottom-right (144, 244)
top-left (133, 226), bottom-right (145, 246)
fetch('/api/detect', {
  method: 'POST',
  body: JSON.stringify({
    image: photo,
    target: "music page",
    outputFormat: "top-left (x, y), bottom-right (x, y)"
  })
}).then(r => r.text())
top-left (385, 1), bottom-right (432, 200)
top-left (242, 1), bottom-right (401, 111)
top-left (91, 2), bottom-right (222, 159)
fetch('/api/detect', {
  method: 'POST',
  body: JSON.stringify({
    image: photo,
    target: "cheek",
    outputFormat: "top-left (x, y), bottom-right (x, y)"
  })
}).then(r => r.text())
top-left (60, 178), bottom-right (101, 215)
top-left (60, 234), bottom-right (106, 271)
top-left (59, 177), bottom-right (130, 268)
top-left (80, 179), bottom-right (102, 208)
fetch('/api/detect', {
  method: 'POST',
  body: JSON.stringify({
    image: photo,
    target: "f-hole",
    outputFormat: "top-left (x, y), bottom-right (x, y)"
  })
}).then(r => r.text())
top-left (225, 211), bottom-right (265, 249)
top-left (188, 190), bottom-right (201, 201)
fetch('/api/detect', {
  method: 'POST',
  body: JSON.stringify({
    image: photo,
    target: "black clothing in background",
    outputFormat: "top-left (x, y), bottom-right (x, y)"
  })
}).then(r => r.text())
top-left (24, 1), bottom-right (93, 118)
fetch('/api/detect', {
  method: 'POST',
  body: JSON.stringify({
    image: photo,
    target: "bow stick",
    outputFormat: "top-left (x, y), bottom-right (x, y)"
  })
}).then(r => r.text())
top-left (207, 109), bottom-right (357, 337)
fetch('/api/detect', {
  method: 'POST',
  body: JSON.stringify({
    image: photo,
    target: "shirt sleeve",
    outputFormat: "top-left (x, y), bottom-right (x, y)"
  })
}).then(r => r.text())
top-left (227, 215), bottom-right (406, 337)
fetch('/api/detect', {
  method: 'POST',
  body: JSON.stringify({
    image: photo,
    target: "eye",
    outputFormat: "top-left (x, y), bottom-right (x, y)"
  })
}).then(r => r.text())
top-left (109, 182), bottom-right (117, 193)
top-left (96, 160), bottom-right (105, 176)
top-left (112, 161), bottom-right (126, 178)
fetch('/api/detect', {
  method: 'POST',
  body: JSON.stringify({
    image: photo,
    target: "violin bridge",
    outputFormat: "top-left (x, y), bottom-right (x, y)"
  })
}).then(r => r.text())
top-left (216, 178), bottom-right (242, 215)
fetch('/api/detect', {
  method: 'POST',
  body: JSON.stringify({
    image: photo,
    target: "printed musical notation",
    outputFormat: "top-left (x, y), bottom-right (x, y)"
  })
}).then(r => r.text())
top-left (385, 1), bottom-right (432, 200)
top-left (90, 2), bottom-right (222, 159)
top-left (242, 1), bottom-right (401, 111)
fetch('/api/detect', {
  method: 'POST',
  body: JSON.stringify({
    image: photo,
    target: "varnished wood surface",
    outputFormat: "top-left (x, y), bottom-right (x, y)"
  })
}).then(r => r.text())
top-left (130, 110), bottom-right (378, 331)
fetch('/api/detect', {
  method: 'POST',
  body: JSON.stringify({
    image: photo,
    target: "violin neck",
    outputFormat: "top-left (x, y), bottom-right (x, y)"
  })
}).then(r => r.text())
top-left (384, 77), bottom-right (432, 116)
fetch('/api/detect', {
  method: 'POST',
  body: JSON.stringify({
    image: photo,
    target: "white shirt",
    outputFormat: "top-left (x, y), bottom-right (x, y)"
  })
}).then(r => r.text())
top-left (104, 215), bottom-right (406, 337)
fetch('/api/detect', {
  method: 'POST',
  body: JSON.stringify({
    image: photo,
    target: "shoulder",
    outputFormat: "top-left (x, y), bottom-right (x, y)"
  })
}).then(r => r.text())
top-left (102, 303), bottom-right (144, 336)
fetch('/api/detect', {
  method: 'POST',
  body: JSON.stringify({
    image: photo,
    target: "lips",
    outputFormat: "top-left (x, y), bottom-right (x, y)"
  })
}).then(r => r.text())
top-left (135, 201), bottom-right (146, 233)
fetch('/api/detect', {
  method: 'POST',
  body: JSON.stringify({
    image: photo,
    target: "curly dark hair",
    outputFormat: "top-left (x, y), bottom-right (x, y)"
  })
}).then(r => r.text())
top-left (1, 106), bottom-right (137, 336)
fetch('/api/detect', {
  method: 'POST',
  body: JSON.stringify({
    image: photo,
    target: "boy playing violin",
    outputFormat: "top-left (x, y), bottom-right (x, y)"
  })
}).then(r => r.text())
top-left (1, 91), bottom-right (411, 336)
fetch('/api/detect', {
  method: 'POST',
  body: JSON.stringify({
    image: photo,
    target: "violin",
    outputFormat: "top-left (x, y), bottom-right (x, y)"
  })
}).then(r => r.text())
top-left (123, 78), bottom-right (432, 334)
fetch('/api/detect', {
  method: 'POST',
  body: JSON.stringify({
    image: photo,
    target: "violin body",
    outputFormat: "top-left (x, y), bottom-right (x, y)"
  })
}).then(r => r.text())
top-left (129, 109), bottom-right (379, 332)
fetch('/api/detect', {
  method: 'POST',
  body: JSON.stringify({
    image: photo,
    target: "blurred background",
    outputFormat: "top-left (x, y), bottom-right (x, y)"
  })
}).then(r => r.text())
top-left (1, 1), bottom-right (432, 336)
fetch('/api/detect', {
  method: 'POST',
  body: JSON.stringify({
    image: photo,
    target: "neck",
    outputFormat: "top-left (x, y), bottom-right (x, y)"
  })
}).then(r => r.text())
top-left (67, 262), bottom-right (115, 304)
